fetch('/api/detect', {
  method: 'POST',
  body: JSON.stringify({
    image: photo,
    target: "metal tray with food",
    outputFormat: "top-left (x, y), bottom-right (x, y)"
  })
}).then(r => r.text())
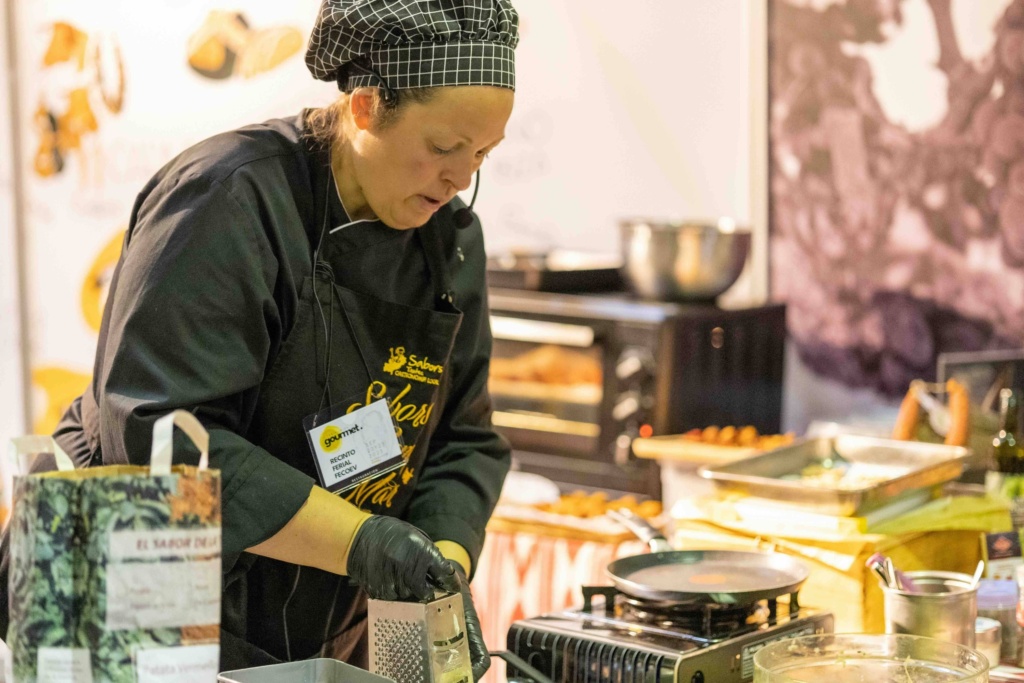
top-left (697, 435), bottom-right (970, 516)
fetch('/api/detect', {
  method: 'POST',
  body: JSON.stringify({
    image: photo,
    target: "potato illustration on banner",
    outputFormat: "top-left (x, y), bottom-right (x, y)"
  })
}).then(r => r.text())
top-left (31, 367), bottom-right (91, 435)
top-left (33, 21), bottom-right (125, 183)
top-left (81, 229), bottom-right (125, 333)
top-left (187, 11), bottom-right (303, 80)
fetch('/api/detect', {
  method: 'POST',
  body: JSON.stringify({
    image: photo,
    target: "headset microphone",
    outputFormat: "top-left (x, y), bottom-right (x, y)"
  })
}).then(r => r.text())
top-left (452, 169), bottom-right (481, 230)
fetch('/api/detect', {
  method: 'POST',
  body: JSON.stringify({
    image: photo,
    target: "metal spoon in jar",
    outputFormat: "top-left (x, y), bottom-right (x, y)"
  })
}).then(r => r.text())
top-left (970, 560), bottom-right (985, 589)
top-left (865, 553), bottom-right (894, 588)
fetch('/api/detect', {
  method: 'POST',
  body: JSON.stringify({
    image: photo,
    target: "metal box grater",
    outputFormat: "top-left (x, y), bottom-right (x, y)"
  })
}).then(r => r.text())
top-left (368, 593), bottom-right (473, 683)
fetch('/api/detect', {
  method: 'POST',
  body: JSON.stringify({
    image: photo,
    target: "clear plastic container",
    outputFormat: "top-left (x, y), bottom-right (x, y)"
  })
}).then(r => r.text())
top-left (975, 617), bottom-right (1002, 668)
top-left (1016, 565), bottom-right (1024, 666)
top-left (753, 633), bottom-right (990, 682)
top-left (977, 579), bottom-right (1019, 664)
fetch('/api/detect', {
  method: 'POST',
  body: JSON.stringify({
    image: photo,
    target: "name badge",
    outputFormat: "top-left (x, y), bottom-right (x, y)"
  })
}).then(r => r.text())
top-left (303, 398), bottom-right (405, 493)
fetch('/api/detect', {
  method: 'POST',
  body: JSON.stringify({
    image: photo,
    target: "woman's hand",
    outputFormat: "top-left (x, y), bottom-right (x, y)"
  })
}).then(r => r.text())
top-left (346, 515), bottom-right (460, 600)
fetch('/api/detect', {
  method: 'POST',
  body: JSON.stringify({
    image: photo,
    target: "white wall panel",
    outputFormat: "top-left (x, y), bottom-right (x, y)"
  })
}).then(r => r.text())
top-left (478, 2), bottom-right (756, 262)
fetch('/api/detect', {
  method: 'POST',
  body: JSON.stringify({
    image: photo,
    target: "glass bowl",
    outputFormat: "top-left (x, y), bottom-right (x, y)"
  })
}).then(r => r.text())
top-left (753, 633), bottom-right (989, 682)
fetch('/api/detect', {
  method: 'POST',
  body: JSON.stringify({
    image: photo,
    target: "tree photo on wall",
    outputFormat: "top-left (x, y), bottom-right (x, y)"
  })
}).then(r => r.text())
top-left (769, 0), bottom-right (1024, 397)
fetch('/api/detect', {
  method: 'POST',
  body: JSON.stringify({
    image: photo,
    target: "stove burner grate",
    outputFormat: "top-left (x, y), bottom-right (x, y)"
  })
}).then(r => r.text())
top-left (581, 586), bottom-right (800, 639)
top-left (619, 595), bottom-right (768, 635)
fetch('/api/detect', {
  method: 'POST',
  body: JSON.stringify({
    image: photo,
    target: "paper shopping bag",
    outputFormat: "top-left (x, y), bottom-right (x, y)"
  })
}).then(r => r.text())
top-left (7, 410), bottom-right (221, 683)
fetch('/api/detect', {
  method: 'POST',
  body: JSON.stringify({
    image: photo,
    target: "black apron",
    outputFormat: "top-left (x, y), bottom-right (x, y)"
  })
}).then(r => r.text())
top-left (221, 217), bottom-right (464, 670)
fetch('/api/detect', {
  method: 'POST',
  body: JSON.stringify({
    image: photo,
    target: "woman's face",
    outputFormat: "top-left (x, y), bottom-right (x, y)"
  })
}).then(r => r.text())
top-left (347, 85), bottom-right (514, 230)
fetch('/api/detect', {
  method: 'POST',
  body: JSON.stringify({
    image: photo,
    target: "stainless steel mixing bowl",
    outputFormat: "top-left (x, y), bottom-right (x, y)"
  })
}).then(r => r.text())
top-left (619, 219), bottom-right (751, 301)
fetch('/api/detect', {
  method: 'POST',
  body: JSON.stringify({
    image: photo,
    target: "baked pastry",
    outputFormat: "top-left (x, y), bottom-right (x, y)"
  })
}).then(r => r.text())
top-left (490, 345), bottom-right (602, 385)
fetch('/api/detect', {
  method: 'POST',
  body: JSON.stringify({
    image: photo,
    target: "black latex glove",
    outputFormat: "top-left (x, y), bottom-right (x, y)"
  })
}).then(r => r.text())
top-left (448, 560), bottom-right (490, 681)
top-left (347, 516), bottom-right (459, 601)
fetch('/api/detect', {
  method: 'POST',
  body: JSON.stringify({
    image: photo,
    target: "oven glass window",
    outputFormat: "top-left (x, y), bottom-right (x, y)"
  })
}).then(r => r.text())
top-left (488, 339), bottom-right (604, 441)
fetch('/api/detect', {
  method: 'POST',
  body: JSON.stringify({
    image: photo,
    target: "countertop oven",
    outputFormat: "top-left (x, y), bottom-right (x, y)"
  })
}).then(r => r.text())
top-left (486, 288), bottom-right (786, 497)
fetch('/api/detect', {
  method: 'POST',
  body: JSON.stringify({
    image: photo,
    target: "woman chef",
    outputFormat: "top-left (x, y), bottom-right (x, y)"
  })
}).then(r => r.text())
top-left (45, 0), bottom-right (519, 676)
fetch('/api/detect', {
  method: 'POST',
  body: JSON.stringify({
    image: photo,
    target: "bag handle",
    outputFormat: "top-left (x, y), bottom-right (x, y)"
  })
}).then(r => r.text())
top-left (150, 410), bottom-right (209, 475)
top-left (8, 436), bottom-right (75, 475)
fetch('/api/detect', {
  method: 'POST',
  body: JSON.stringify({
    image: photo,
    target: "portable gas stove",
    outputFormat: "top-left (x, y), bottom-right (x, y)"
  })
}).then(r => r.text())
top-left (505, 586), bottom-right (833, 683)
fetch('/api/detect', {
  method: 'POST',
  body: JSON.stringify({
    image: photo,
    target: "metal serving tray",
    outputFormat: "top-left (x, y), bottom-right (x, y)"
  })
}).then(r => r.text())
top-left (697, 435), bottom-right (970, 516)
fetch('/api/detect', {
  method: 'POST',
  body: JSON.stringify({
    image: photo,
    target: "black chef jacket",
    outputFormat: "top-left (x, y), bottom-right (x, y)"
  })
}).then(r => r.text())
top-left (46, 111), bottom-right (510, 665)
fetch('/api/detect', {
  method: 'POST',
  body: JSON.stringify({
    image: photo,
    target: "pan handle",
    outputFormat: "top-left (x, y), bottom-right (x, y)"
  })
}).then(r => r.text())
top-left (606, 508), bottom-right (672, 553)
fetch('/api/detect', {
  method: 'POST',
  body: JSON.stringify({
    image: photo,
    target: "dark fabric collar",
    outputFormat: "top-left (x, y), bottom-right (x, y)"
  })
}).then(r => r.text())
top-left (300, 109), bottom-right (415, 258)
top-left (297, 109), bottom-right (460, 272)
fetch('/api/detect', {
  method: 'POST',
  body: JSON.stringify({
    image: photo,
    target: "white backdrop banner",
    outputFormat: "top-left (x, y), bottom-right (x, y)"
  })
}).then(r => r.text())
top-left (11, 0), bottom-right (758, 435)
top-left (13, 0), bottom-right (332, 434)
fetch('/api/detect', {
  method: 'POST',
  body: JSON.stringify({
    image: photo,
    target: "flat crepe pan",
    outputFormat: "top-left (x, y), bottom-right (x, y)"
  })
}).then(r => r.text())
top-left (605, 509), bottom-right (810, 605)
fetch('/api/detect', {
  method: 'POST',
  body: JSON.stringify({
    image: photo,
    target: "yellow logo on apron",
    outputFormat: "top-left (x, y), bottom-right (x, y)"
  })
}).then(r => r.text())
top-left (382, 346), bottom-right (444, 386)
top-left (320, 426), bottom-right (343, 452)
top-left (383, 347), bottom-right (407, 374)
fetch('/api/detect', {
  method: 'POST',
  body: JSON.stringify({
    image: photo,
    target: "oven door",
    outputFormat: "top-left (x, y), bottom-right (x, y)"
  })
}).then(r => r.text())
top-left (488, 315), bottom-right (604, 458)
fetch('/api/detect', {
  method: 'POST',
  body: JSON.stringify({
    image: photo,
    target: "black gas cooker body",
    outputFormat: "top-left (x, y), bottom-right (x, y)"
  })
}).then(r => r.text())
top-left (505, 587), bottom-right (834, 683)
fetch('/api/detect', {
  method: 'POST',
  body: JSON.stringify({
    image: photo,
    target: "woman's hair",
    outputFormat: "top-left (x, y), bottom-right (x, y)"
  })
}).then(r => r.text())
top-left (306, 87), bottom-right (441, 148)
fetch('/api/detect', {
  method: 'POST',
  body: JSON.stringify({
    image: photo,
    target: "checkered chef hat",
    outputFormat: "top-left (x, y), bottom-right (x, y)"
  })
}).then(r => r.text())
top-left (306, 0), bottom-right (519, 93)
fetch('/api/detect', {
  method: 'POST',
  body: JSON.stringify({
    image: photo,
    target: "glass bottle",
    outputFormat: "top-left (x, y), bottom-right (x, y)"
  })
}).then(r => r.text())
top-left (994, 389), bottom-right (1023, 475)
top-left (989, 388), bottom-right (1024, 528)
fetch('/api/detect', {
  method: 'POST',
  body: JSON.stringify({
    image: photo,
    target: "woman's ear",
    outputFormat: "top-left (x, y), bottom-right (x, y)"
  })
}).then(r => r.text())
top-left (350, 88), bottom-right (375, 131)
